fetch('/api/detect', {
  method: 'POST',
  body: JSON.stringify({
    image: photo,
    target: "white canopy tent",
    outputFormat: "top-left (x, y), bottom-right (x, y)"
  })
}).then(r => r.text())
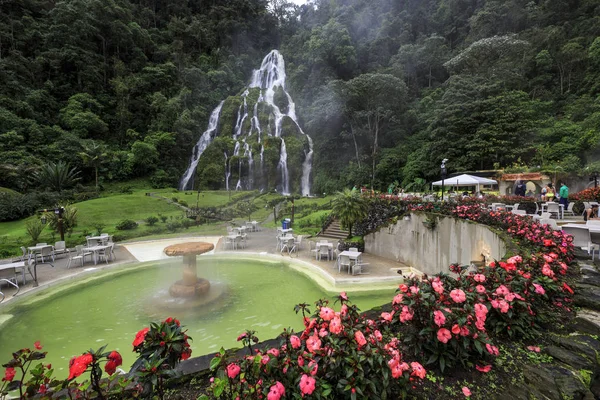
top-left (431, 174), bottom-right (498, 193)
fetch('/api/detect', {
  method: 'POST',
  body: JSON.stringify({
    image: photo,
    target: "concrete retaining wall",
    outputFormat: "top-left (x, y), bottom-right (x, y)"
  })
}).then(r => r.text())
top-left (364, 213), bottom-right (506, 275)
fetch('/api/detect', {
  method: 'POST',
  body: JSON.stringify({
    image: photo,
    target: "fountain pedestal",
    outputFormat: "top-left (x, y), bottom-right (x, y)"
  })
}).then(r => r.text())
top-left (164, 242), bottom-right (214, 298)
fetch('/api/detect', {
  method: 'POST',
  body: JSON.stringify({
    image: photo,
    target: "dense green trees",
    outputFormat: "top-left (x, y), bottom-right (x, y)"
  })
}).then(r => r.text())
top-left (2, 0), bottom-right (600, 200)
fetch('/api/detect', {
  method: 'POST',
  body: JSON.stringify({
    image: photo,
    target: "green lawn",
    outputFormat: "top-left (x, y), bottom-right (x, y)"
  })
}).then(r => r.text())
top-left (0, 188), bottom-right (335, 256)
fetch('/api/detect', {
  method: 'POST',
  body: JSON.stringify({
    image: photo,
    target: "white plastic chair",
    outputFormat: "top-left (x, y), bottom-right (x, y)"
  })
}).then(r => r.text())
top-left (563, 202), bottom-right (576, 217)
top-left (67, 245), bottom-right (92, 268)
top-left (562, 226), bottom-right (599, 259)
top-left (37, 246), bottom-right (54, 263)
top-left (53, 241), bottom-right (69, 258)
top-left (338, 254), bottom-right (352, 273)
top-left (540, 218), bottom-right (559, 230)
top-left (546, 203), bottom-right (561, 219)
top-left (351, 262), bottom-right (370, 275)
top-left (349, 247), bottom-right (359, 252)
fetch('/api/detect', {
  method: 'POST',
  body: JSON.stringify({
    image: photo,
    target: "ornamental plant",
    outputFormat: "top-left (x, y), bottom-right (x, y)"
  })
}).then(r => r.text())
top-left (0, 341), bottom-right (54, 399)
top-left (131, 317), bottom-right (192, 399)
top-left (66, 345), bottom-right (126, 399)
top-left (206, 294), bottom-right (427, 399)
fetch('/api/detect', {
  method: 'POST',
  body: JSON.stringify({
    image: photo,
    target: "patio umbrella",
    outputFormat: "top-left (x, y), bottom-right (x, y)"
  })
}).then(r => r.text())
top-left (431, 174), bottom-right (498, 193)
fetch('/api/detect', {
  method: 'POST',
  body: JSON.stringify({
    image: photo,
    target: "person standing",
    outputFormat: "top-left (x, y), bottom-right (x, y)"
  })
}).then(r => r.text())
top-left (515, 180), bottom-right (526, 196)
top-left (559, 182), bottom-right (569, 210)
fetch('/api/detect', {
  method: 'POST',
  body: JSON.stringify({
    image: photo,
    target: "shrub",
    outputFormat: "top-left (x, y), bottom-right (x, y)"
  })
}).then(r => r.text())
top-left (166, 221), bottom-right (181, 232)
top-left (131, 318), bottom-right (192, 398)
top-left (115, 219), bottom-right (138, 230)
top-left (208, 296), bottom-right (426, 399)
top-left (171, 197), bottom-right (179, 203)
top-left (179, 200), bottom-right (188, 207)
top-left (92, 222), bottom-right (105, 236)
top-left (158, 213), bottom-right (168, 223)
top-left (43, 205), bottom-right (79, 237)
top-left (120, 186), bottom-right (133, 194)
top-left (145, 216), bottom-right (159, 226)
top-left (25, 220), bottom-right (45, 243)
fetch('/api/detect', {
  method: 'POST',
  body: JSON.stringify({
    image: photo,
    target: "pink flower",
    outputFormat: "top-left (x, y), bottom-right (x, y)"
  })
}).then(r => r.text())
top-left (476, 365), bottom-right (492, 373)
top-left (290, 335), bottom-right (301, 349)
top-left (495, 285), bottom-right (510, 296)
top-left (339, 291), bottom-right (348, 301)
top-left (34, 341), bottom-right (43, 350)
top-left (542, 264), bottom-right (555, 278)
top-left (527, 346), bottom-right (541, 353)
top-left (410, 285), bottom-right (419, 294)
top-left (354, 330), bottom-right (367, 348)
top-left (267, 348), bottom-right (280, 358)
top-left (388, 358), bottom-right (404, 379)
top-left (533, 283), bottom-right (545, 295)
top-left (392, 293), bottom-right (404, 304)
top-left (299, 374), bottom-right (316, 397)
top-left (373, 330), bottom-right (383, 342)
top-left (268, 382), bottom-right (285, 400)
top-left (462, 386), bottom-right (471, 397)
top-left (450, 289), bottom-right (466, 303)
top-left (432, 280), bottom-right (444, 294)
top-left (410, 362), bottom-right (426, 379)
top-left (319, 307), bottom-right (335, 321)
top-left (433, 310), bottom-right (446, 327)
top-left (399, 284), bottom-right (409, 293)
top-left (451, 324), bottom-right (460, 335)
top-left (473, 274), bottom-right (486, 283)
top-left (437, 328), bottom-right (452, 344)
top-left (399, 306), bottom-right (414, 323)
top-left (329, 316), bottom-right (343, 334)
top-left (381, 311), bottom-right (394, 322)
top-left (226, 363), bottom-right (240, 379)
top-left (474, 303), bottom-right (488, 318)
top-left (306, 333), bottom-right (321, 353)
top-left (486, 343), bottom-right (499, 356)
top-left (476, 285), bottom-right (486, 294)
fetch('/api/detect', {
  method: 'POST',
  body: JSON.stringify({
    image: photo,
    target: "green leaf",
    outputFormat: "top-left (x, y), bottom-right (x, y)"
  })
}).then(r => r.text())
top-left (209, 356), bottom-right (221, 371)
top-left (440, 356), bottom-right (446, 373)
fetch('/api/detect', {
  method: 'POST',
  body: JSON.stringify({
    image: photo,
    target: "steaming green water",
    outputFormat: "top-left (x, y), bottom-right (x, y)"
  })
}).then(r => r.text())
top-left (0, 258), bottom-right (393, 378)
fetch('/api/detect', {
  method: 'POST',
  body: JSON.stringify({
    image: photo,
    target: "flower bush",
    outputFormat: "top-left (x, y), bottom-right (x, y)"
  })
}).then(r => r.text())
top-left (0, 317), bottom-right (190, 400)
top-left (206, 294), bottom-right (427, 399)
top-left (131, 317), bottom-right (192, 398)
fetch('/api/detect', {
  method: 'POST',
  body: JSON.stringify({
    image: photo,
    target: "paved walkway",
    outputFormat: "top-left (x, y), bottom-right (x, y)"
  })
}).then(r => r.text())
top-left (0, 223), bottom-right (409, 304)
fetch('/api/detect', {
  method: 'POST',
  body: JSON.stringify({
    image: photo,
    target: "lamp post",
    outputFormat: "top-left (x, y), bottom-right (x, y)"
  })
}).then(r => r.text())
top-left (440, 158), bottom-right (448, 201)
top-left (40, 207), bottom-right (65, 241)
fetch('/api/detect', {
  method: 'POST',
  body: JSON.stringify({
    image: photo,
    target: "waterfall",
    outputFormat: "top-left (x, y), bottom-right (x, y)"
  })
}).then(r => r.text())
top-left (224, 152), bottom-right (230, 191)
top-left (179, 50), bottom-right (313, 195)
top-left (249, 50), bottom-right (313, 195)
top-left (278, 138), bottom-right (289, 193)
top-left (178, 101), bottom-right (224, 190)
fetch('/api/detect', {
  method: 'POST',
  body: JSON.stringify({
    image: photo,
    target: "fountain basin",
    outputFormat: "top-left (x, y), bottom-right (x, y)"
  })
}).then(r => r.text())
top-left (0, 256), bottom-right (393, 378)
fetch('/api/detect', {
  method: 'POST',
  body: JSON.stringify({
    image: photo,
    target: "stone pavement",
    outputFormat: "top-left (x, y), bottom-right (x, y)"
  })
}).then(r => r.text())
top-left (0, 223), bottom-right (410, 304)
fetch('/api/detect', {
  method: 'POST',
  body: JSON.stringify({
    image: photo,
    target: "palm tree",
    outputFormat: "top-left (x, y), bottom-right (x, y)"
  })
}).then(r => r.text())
top-left (331, 188), bottom-right (368, 238)
top-left (32, 161), bottom-right (81, 192)
top-left (79, 141), bottom-right (107, 191)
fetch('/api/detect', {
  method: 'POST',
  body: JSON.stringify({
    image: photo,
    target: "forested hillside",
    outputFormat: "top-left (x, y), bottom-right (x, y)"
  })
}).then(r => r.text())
top-left (2, 0), bottom-right (600, 198)
top-left (0, 0), bottom-right (278, 192)
top-left (280, 0), bottom-right (600, 194)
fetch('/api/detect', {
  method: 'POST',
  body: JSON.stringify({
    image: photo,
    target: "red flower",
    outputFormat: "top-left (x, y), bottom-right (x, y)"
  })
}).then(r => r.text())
top-left (180, 349), bottom-right (192, 360)
top-left (133, 327), bottom-right (150, 348)
top-left (236, 332), bottom-right (247, 341)
top-left (354, 330), bottom-right (367, 348)
top-left (562, 283), bottom-right (574, 294)
top-left (68, 353), bottom-right (93, 380)
top-left (105, 360), bottom-right (118, 375)
top-left (34, 341), bottom-right (43, 350)
top-left (3, 367), bottom-right (16, 382)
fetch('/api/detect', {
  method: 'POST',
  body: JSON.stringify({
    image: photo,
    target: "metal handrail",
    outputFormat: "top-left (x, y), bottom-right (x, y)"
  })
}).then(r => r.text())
top-left (0, 278), bottom-right (20, 303)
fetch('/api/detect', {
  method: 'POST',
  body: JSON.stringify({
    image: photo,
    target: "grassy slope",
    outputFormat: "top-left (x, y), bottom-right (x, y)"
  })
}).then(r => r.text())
top-left (0, 187), bottom-right (334, 256)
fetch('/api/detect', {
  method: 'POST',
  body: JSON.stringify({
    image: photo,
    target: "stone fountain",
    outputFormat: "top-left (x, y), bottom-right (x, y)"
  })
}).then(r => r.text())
top-left (150, 242), bottom-right (228, 314)
top-left (164, 242), bottom-right (213, 298)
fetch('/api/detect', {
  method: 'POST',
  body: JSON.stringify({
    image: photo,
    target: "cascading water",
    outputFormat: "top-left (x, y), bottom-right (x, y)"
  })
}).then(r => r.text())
top-left (224, 152), bottom-right (230, 191)
top-left (179, 50), bottom-right (313, 195)
top-left (179, 101), bottom-right (224, 190)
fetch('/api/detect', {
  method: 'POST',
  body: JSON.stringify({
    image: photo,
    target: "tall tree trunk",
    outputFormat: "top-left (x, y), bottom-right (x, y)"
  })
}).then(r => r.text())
top-left (350, 122), bottom-right (361, 168)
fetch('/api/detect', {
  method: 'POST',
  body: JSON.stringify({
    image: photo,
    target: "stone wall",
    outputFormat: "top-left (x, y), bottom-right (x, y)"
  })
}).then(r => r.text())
top-left (364, 213), bottom-right (506, 275)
